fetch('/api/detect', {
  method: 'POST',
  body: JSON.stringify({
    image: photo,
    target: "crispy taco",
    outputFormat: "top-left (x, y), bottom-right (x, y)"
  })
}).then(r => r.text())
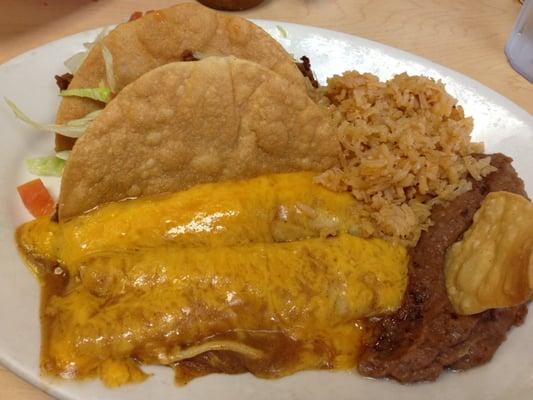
top-left (58, 56), bottom-right (338, 219)
top-left (56, 2), bottom-right (307, 151)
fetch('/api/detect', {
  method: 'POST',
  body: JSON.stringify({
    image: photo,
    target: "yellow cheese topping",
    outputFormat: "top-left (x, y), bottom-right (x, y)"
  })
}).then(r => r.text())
top-left (16, 172), bottom-right (408, 387)
top-left (17, 172), bottom-right (361, 276)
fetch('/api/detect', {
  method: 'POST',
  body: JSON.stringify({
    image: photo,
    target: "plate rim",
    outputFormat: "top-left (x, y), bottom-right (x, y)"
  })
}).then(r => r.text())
top-left (2, 19), bottom-right (531, 121)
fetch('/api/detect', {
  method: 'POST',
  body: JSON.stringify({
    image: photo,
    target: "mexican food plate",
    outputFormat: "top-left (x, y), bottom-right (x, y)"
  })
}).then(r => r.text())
top-left (0, 6), bottom-right (532, 400)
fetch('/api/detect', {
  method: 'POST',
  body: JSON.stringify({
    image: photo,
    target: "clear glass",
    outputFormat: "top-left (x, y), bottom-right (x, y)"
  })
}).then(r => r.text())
top-left (505, 0), bottom-right (533, 82)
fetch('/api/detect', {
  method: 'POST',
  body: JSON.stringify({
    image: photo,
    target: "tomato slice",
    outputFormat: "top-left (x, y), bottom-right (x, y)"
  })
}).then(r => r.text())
top-left (17, 179), bottom-right (55, 217)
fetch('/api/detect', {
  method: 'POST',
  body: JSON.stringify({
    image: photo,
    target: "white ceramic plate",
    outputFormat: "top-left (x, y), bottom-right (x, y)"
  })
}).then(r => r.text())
top-left (0, 20), bottom-right (531, 400)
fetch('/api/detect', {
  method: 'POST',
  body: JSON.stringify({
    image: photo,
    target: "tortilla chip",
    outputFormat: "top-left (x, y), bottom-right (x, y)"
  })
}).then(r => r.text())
top-left (56, 2), bottom-right (306, 151)
top-left (445, 191), bottom-right (533, 315)
top-left (58, 57), bottom-right (339, 220)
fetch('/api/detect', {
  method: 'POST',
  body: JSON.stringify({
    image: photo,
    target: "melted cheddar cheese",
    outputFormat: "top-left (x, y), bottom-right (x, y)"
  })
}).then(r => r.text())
top-left (18, 172), bottom-right (361, 276)
top-left (16, 172), bottom-right (408, 386)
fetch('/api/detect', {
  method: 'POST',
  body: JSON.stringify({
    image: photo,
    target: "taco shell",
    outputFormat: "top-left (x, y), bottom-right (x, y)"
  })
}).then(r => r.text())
top-left (58, 56), bottom-right (338, 220)
top-left (56, 2), bottom-right (306, 151)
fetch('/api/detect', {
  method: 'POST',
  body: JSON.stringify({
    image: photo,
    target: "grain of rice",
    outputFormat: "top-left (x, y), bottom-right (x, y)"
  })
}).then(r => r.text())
top-left (315, 71), bottom-right (496, 246)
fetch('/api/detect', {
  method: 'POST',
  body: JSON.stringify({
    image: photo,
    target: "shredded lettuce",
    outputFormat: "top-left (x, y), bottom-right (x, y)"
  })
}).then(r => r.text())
top-left (84, 26), bottom-right (109, 51)
top-left (5, 98), bottom-right (101, 138)
top-left (26, 156), bottom-right (65, 177)
top-left (192, 51), bottom-right (209, 60)
top-left (60, 87), bottom-right (112, 103)
top-left (64, 52), bottom-right (88, 75)
top-left (55, 150), bottom-right (71, 161)
top-left (276, 25), bottom-right (289, 38)
top-left (64, 27), bottom-right (109, 74)
top-left (85, 27), bottom-right (109, 48)
top-left (102, 45), bottom-right (117, 93)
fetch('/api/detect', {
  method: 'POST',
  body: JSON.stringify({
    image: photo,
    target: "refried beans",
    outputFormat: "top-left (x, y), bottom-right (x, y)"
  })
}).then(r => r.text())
top-left (358, 153), bottom-right (529, 383)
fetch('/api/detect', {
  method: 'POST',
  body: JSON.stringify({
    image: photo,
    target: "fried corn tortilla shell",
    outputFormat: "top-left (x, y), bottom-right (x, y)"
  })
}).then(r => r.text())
top-left (58, 56), bottom-right (339, 220)
top-left (55, 2), bottom-right (307, 151)
top-left (445, 191), bottom-right (533, 315)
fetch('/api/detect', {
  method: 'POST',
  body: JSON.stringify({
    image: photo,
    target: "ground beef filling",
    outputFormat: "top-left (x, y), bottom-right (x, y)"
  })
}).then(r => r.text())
top-left (54, 73), bottom-right (73, 91)
top-left (55, 53), bottom-right (317, 93)
top-left (178, 51), bottom-right (319, 88)
top-left (295, 56), bottom-right (319, 88)
top-left (180, 50), bottom-right (199, 62)
top-left (358, 153), bottom-right (529, 383)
